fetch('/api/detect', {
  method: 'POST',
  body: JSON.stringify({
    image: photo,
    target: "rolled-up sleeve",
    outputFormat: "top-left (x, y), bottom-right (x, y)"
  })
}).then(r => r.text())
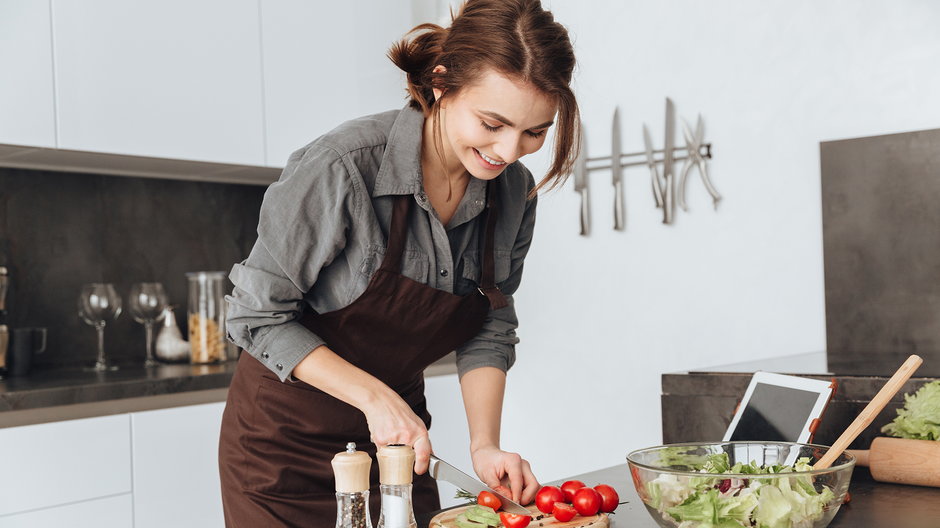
top-left (225, 144), bottom-right (357, 381)
top-left (455, 186), bottom-right (537, 379)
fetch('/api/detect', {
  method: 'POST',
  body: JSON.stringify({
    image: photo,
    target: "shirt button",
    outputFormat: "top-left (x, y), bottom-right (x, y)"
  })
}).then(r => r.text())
top-left (440, 269), bottom-right (449, 277)
top-left (276, 363), bottom-right (283, 371)
top-left (417, 193), bottom-right (427, 203)
top-left (261, 352), bottom-right (269, 359)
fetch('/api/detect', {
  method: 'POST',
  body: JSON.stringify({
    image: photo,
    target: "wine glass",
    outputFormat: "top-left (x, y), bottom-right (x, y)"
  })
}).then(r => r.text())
top-left (78, 283), bottom-right (122, 371)
top-left (128, 282), bottom-right (168, 368)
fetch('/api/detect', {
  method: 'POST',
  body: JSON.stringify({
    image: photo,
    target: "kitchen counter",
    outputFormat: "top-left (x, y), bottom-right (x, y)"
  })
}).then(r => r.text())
top-left (0, 351), bottom-right (459, 428)
top-left (418, 465), bottom-right (940, 528)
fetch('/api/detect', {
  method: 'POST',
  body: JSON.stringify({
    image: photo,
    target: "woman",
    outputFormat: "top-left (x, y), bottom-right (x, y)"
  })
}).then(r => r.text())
top-left (218, 0), bottom-right (579, 525)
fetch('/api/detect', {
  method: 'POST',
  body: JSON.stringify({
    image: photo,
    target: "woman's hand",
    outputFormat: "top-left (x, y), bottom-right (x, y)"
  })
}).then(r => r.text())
top-left (471, 445), bottom-right (540, 505)
top-left (361, 390), bottom-right (433, 474)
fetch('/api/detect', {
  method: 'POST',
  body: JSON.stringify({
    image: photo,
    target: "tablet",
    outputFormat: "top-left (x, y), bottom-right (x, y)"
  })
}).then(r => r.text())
top-left (723, 372), bottom-right (835, 443)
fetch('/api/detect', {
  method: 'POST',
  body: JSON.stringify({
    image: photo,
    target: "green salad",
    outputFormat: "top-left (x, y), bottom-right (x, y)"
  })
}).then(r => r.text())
top-left (645, 453), bottom-right (835, 528)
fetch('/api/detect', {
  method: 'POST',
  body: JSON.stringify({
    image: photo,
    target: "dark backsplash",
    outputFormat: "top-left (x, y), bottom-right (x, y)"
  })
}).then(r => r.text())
top-left (0, 167), bottom-right (266, 370)
top-left (822, 128), bottom-right (940, 376)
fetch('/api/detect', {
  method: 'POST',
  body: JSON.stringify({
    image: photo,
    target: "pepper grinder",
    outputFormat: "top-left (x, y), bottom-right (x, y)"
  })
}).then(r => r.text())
top-left (376, 444), bottom-right (417, 528)
top-left (332, 442), bottom-right (374, 528)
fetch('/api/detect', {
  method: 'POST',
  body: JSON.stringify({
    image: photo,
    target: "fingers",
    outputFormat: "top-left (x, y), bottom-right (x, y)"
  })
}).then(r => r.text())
top-left (504, 453), bottom-right (525, 503)
top-left (413, 435), bottom-right (432, 475)
top-left (520, 460), bottom-right (540, 505)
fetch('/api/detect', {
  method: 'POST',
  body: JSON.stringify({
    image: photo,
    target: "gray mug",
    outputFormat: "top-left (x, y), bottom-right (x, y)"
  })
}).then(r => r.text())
top-left (11, 327), bottom-right (47, 377)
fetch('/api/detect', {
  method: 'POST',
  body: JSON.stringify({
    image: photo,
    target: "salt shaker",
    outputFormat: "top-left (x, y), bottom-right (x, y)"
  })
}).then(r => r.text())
top-left (332, 442), bottom-right (374, 528)
top-left (376, 444), bottom-right (417, 528)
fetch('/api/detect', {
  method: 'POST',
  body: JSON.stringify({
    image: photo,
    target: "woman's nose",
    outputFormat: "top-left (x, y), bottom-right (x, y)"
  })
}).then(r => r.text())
top-left (493, 134), bottom-right (522, 164)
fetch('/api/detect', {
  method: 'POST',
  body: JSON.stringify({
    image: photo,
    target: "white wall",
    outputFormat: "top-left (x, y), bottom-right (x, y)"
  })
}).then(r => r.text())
top-left (431, 0), bottom-right (940, 485)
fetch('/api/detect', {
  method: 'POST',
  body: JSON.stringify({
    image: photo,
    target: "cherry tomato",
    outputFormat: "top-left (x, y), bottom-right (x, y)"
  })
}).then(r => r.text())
top-left (535, 486), bottom-right (565, 514)
top-left (499, 512), bottom-right (531, 528)
top-left (560, 480), bottom-right (586, 502)
top-left (552, 502), bottom-right (577, 523)
top-left (572, 487), bottom-right (601, 516)
top-left (593, 484), bottom-right (620, 513)
top-left (477, 491), bottom-right (502, 511)
top-left (493, 485), bottom-right (512, 499)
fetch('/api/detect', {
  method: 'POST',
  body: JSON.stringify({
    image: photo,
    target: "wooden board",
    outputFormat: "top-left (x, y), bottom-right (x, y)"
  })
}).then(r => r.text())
top-left (429, 503), bottom-right (608, 528)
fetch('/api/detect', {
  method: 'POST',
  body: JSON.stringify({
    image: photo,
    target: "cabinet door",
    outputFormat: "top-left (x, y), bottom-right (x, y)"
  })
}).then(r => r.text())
top-left (0, 0), bottom-right (56, 147)
top-left (131, 401), bottom-right (226, 528)
top-left (52, 0), bottom-right (265, 165)
top-left (261, 0), bottom-right (413, 166)
top-left (0, 494), bottom-right (133, 528)
top-left (0, 414), bottom-right (132, 516)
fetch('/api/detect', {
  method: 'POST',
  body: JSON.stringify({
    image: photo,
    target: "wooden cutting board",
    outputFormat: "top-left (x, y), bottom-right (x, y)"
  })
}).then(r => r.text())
top-left (429, 503), bottom-right (608, 528)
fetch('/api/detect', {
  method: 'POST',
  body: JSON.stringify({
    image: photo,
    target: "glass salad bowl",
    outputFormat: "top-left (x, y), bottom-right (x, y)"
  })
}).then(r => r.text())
top-left (627, 442), bottom-right (855, 528)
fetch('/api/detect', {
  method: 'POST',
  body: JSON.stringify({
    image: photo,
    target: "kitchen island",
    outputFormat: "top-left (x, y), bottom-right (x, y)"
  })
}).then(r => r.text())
top-left (418, 464), bottom-right (940, 528)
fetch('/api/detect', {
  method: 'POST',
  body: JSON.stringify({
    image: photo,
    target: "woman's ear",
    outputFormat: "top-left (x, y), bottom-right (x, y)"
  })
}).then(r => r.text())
top-left (431, 64), bottom-right (447, 105)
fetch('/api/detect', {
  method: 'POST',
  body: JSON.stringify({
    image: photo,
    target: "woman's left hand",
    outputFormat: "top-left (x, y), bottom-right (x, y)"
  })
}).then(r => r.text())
top-left (471, 445), bottom-right (540, 506)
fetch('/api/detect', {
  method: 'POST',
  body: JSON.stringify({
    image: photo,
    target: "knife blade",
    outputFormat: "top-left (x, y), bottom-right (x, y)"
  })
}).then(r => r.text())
top-left (572, 124), bottom-right (590, 236)
top-left (428, 454), bottom-right (530, 514)
top-left (643, 124), bottom-right (665, 208)
top-left (663, 97), bottom-right (676, 224)
top-left (611, 107), bottom-right (625, 231)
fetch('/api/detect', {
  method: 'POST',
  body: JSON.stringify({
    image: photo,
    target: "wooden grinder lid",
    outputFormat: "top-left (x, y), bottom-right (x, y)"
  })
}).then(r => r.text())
top-left (332, 442), bottom-right (372, 493)
top-left (377, 444), bottom-right (415, 485)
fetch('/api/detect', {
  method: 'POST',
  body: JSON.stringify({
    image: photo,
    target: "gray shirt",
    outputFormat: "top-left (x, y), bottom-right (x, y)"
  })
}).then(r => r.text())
top-left (225, 105), bottom-right (538, 382)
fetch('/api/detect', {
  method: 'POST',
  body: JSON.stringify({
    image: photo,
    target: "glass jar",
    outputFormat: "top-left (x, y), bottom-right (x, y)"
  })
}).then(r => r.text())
top-left (186, 271), bottom-right (228, 364)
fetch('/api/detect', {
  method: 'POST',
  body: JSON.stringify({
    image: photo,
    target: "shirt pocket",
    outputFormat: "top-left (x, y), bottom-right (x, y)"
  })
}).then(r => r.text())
top-left (358, 244), bottom-right (430, 284)
top-left (457, 250), bottom-right (512, 292)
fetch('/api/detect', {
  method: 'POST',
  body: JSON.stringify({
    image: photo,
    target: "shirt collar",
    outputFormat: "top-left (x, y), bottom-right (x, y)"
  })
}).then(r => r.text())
top-left (373, 105), bottom-right (425, 197)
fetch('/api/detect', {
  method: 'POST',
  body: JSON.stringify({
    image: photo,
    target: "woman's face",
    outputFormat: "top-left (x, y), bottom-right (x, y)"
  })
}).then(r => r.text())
top-left (434, 69), bottom-right (557, 181)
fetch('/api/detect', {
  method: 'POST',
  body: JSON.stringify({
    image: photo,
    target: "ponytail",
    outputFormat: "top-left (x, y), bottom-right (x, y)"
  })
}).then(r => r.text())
top-left (387, 23), bottom-right (448, 114)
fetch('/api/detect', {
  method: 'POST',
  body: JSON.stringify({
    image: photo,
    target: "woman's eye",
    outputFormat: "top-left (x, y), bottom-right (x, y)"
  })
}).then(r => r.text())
top-left (526, 129), bottom-right (547, 138)
top-left (481, 121), bottom-right (501, 132)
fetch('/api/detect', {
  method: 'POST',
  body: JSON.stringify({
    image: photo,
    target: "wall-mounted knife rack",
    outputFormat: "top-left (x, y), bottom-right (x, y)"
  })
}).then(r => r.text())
top-left (571, 97), bottom-right (720, 236)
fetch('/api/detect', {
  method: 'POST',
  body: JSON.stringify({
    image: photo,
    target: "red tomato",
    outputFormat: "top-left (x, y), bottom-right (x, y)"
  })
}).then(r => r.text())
top-left (572, 487), bottom-right (601, 516)
top-left (593, 484), bottom-right (620, 513)
top-left (535, 486), bottom-right (565, 514)
top-left (560, 480), bottom-right (586, 502)
top-left (499, 512), bottom-right (531, 528)
top-left (477, 491), bottom-right (502, 511)
top-left (552, 502), bottom-right (577, 523)
top-left (493, 485), bottom-right (512, 499)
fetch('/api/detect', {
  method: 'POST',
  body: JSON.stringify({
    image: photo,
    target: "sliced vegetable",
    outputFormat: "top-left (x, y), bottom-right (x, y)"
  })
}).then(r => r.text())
top-left (552, 502), bottom-right (577, 523)
top-left (477, 491), bottom-right (502, 511)
top-left (465, 505), bottom-right (500, 526)
top-left (498, 512), bottom-right (532, 528)
top-left (455, 513), bottom-right (488, 528)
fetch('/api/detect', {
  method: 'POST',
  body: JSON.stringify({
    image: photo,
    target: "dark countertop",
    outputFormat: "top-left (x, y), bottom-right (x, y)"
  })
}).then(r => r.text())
top-left (0, 351), bottom-right (459, 427)
top-left (418, 465), bottom-right (940, 528)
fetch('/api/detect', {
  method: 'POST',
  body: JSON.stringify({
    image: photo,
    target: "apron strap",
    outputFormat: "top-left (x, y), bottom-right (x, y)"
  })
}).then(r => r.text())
top-left (479, 180), bottom-right (509, 310)
top-left (379, 193), bottom-right (411, 272)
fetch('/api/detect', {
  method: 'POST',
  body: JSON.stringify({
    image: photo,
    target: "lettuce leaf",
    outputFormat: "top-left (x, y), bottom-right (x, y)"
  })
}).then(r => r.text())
top-left (881, 380), bottom-right (940, 441)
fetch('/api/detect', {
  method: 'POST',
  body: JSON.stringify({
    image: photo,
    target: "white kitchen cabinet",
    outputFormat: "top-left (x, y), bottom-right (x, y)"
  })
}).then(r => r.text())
top-left (0, 414), bottom-right (132, 517)
top-left (0, 494), bottom-right (133, 528)
top-left (425, 373), bottom-right (474, 508)
top-left (52, 0), bottom-right (265, 165)
top-left (131, 401), bottom-right (226, 528)
top-left (260, 0), bottom-right (413, 166)
top-left (0, 0), bottom-right (56, 148)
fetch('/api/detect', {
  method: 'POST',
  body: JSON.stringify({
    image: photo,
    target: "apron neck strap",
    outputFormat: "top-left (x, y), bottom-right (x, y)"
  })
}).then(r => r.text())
top-left (380, 193), bottom-right (412, 272)
top-left (478, 180), bottom-right (508, 310)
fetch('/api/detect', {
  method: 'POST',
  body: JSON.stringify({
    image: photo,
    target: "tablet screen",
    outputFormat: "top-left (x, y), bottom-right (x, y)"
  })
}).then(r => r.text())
top-left (728, 382), bottom-right (822, 441)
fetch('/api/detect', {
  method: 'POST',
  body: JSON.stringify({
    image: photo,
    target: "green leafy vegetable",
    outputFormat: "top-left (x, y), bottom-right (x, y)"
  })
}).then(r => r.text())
top-left (881, 380), bottom-right (940, 441)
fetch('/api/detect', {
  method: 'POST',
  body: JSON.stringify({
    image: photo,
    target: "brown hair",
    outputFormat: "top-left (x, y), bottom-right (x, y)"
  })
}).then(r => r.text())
top-left (388, 0), bottom-right (580, 197)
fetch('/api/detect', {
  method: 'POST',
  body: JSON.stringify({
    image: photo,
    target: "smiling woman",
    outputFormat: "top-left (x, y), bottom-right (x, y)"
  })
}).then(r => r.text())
top-left (218, 1), bottom-right (579, 526)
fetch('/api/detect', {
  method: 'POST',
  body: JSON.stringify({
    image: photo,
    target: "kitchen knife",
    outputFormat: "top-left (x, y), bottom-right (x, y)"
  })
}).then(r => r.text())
top-left (611, 107), bottom-right (625, 231)
top-left (428, 454), bottom-right (530, 514)
top-left (643, 124), bottom-right (665, 209)
top-left (573, 124), bottom-right (590, 236)
top-left (663, 98), bottom-right (676, 224)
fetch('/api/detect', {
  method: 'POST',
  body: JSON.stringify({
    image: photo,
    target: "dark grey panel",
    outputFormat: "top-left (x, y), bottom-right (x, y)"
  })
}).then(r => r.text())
top-left (0, 167), bottom-right (265, 370)
top-left (821, 128), bottom-right (940, 376)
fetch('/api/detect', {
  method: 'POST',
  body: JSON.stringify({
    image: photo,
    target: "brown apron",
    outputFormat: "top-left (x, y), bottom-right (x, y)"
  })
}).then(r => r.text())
top-left (219, 181), bottom-right (507, 527)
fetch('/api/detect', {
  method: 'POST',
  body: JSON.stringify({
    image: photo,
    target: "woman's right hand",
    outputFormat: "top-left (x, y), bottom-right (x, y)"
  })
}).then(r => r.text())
top-left (362, 390), bottom-right (433, 474)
